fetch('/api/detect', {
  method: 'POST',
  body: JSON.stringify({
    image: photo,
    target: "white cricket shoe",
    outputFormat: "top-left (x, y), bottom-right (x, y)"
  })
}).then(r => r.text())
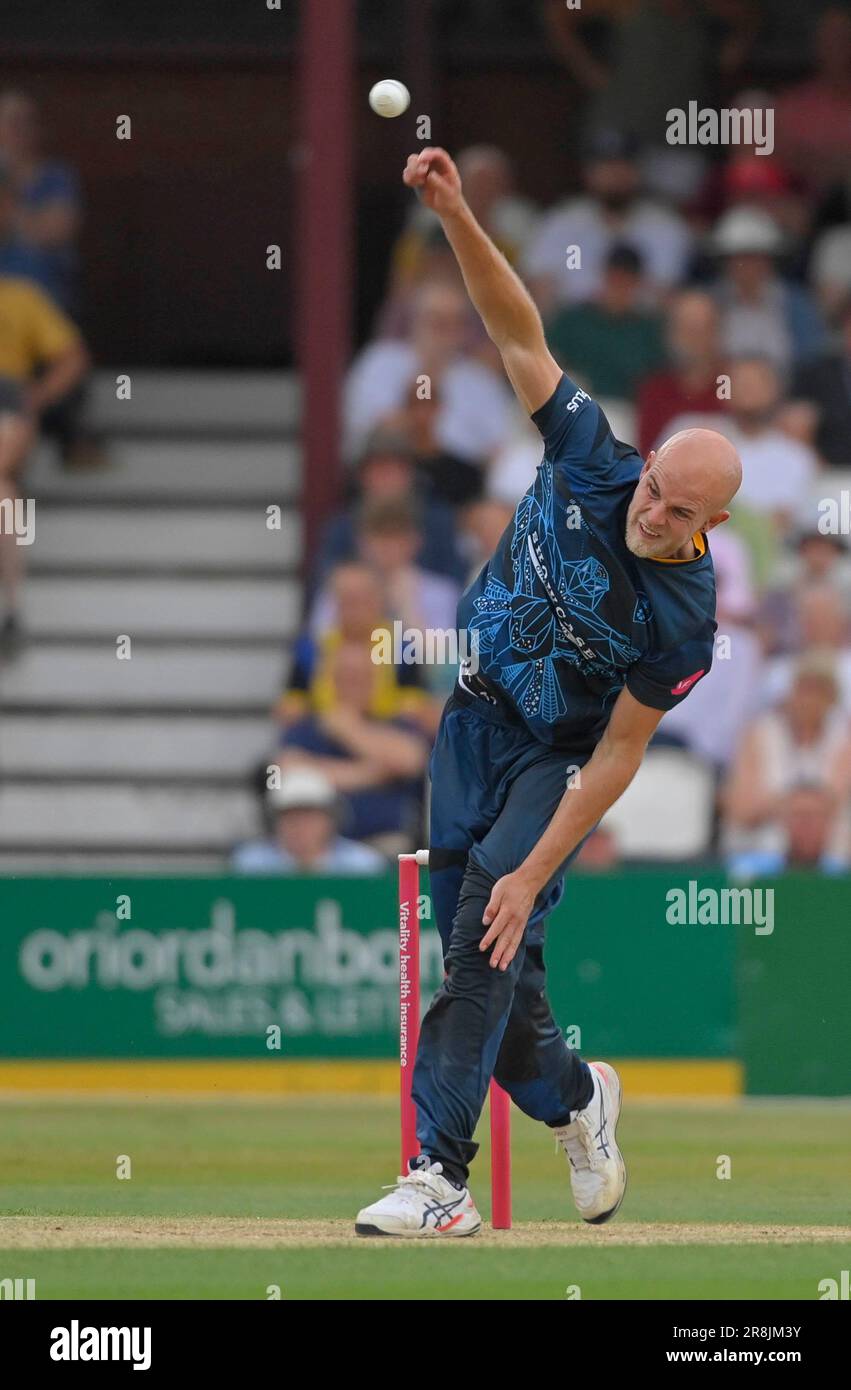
top-left (552, 1061), bottom-right (626, 1224)
top-left (355, 1159), bottom-right (482, 1237)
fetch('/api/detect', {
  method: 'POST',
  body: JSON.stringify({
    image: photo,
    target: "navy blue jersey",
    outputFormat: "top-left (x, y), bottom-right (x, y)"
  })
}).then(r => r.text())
top-left (457, 373), bottom-right (717, 752)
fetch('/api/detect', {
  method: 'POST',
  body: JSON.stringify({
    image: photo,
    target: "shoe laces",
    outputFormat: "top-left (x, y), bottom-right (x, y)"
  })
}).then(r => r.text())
top-left (555, 1083), bottom-right (609, 1174)
top-left (566, 1111), bottom-right (610, 1173)
top-left (381, 1162), bottom-right (449, 1204)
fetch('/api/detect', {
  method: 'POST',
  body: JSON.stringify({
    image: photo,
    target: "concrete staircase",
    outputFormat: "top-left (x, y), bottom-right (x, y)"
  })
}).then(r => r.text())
top-left (0, 371), bottom-right (302, 870)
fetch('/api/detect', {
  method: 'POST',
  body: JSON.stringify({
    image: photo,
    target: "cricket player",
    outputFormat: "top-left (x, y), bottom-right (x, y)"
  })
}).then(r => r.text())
top-left (356, 148), bottom-right (741, 1237)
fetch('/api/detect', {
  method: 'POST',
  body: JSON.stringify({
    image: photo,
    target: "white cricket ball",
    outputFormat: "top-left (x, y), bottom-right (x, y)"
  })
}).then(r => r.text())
top-left (369, 78), bottom-right (411, 119)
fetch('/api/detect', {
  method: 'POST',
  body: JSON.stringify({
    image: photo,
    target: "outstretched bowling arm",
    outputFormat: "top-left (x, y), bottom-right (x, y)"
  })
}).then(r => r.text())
top-left (402, 145), bottom-right (562, 416)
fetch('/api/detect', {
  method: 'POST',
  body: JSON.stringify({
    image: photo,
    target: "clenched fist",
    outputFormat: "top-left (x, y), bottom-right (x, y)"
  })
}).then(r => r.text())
top-left (402, 147), bottom-right (464, 218)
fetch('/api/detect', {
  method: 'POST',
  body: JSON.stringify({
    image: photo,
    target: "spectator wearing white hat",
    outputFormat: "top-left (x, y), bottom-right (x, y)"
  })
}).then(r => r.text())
top-left (232, 766), bottom-right (386, 875)
top-left (709, 206), bottom-right (826, 370)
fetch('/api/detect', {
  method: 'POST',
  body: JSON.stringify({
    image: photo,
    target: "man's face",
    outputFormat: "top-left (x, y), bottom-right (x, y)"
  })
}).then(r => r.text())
top-left (412, 289), bottom-right (467, 360)
top-left (727, 251), bottom-right (773, 292)
top-left (277, 808), bottom-right (334, 861)
top-left (730, 359), bottom-right (780, 428)
top-left (788, 673), bottom-right (836, 728)
top-left (625, 456), bottom-right (707, 559)
top-left (360, 526), bottom-right (419, 575)
top-left (332, 566), bottom-right (383, 637)
top-left (601, 265), bottom-right (641, 314)
top-left (586, 158), bottom-right (638, 212)
top-left (360, 453), bottom-right (412, 499)
top-left (667, 293), bottom-right (719, 365)
top-left (331, 639), bottom-right (378, 711)
top-left (783, 788), bottom-right (833, 865)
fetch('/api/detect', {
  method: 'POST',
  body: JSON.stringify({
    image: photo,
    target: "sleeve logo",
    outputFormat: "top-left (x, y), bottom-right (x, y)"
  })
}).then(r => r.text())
top-left (670, 669), bottom-right (705, 696)
top-left (565, 387), bottom-right (590, 415)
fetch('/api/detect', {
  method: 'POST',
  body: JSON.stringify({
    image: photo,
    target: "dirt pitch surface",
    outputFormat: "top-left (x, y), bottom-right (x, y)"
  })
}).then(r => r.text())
top-left (2, 1217), bottom-right (850, 1250)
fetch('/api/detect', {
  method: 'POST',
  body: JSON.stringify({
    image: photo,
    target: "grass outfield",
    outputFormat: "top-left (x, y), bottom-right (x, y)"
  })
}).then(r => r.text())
top-left (0, 1095), bottom-right (849, 1299)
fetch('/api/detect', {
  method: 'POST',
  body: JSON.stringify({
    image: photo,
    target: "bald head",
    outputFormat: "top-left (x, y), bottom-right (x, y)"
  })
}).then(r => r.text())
top-left (625, 429), bottom-right (742, 560)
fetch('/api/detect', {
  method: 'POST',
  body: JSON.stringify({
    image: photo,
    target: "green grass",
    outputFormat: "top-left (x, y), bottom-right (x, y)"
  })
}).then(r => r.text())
top-left (1, 1097), bottom-right (849, 1298)
top-left (8, 1246), bottom-right (846, 1300)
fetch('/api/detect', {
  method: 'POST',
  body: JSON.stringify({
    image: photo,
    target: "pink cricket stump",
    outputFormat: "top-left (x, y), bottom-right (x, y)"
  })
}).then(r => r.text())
top-left (489, 1079), bottom-right (512, 1229)
top-left (398, 851), bottom-right (423, 1175)
top-left (398, 850), bottom-right (512, 1229)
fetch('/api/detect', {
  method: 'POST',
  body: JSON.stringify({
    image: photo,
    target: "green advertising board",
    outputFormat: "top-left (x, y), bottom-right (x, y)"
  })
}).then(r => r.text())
top-left (737, 874), bottom-right (851, 1096)
top-left (0, 873), bottom-right (736, 1060)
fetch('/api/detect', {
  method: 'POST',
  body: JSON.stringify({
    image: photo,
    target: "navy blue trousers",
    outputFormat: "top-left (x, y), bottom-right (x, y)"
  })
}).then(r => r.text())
top-left (411, 686), bottom-right (596, 1185)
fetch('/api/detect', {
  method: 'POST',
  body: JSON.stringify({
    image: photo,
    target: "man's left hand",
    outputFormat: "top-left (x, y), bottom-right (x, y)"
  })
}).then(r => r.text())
top-left (479, 871), bottom-right (539, 971)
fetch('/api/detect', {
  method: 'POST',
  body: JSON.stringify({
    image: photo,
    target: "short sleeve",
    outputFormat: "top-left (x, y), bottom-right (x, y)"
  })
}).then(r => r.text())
top-left (530, 371), bottom-right (600, 452)
top-left (626, 623), bottom-right (715, 712)
top-left (530, 371), bottom-right (640, 496)
top-left (24, 283), bottom-right (80, 361)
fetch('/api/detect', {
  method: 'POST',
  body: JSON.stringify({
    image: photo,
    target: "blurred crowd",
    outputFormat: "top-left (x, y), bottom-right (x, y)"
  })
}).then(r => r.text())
top-left (251, 6), bottom-right (851, 876)
top-left (0, 90), bottom-right (91, 659)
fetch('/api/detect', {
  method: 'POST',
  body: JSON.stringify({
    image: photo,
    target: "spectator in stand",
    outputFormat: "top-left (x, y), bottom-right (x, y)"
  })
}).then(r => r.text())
top-left (688, 89), bottom-right (786, 231)
top-left (343, 280), bottom-right (513, 505)
top-left (545, 244), bottom-right (665, 402)
top-left (392, 372), bottom-right (491, 506)
top-left (791, 293), bottom-right (851, 467)
top-left (727, 782), bottom-right (849, 879)
top-left (232, 766), bottom-right (386, 875)
top-left (762, 583), bottom-right (851, 715)
top-left (311, 424), bottom-right (467, 598)
top-left (0, 93), bottom-right (81, 316)
top-left (275, 637), bottom-right (430, 858)
top-left (541, 0), bottom-right (757, 205)
top-left (454, 145), bottom-right (539, 262)
top-left (0, 167), bottom-right (91, 471)
top-left (485, 427), bottom-right (542, 508)
top-left (573, 823), bottom-right (621, 872)
top-left (380, 149), bottom-right (538, 380)
top-left (0, 160), bottom-right (57, 299)
top-left (722, 650), bottom-right (851, 873)
top-left (310, 499), bottom-right (461, 699)
top-left (311, 498), bottom-right (459, 638)
top-left (277, 560), bottom-right (431, 733)
top-left (0, 259), bottom-right (88, 654)
top-left (720, 357), bottom-right (819, 539)
top-left (661, 526), bottom-right (762, 772)
top-left (809, 223), bottom-right (851, 325)
top-left (457, 495), bottom-right (517, 586)
top-left (758, 528), bottom-right (851, 658)
top-left (708, 154), bottom-right (813, 282)
top-left (0, 377), bottom-right (34, 657)
top-left (708, 207), bottom-right (826, 371)
top-left (637, 290), bottom-right (728, 455)
top-left (774, 6), bottom-right (851, 198)
top-left (522, 127), bottom-right (692, 318)
top-left (381, 146), bottom-right (538, 339)
top-left (374, 222), bottom-right (485, 355)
